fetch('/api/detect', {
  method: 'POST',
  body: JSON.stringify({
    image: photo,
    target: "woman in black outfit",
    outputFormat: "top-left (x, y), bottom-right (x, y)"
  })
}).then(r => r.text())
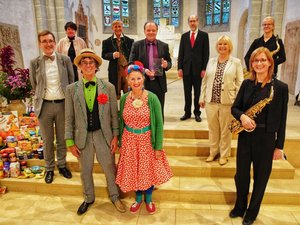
top-left (230, 47), bottom-right (289, 225)
top-left (244, 16), bottom-right (286, 77)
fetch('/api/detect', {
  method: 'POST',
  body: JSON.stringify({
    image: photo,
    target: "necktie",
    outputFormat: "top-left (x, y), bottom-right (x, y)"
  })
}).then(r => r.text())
top-left (191, 32), bottom-right (195, 48)
top-left (85, 81), bottom-right (96, 88)
top-left (148, 43), bottom-right (155, 80)
top-left (44, 55), bottom-right (55, 61)
top-left (68, 39), bottom-right (76, 62)
top-left (116, 38), bottom-right (127, 66)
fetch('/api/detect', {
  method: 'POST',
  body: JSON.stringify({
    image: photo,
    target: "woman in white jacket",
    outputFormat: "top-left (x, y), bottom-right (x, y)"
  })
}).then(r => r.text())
top-left (199, 35), bottom-right (243, 165)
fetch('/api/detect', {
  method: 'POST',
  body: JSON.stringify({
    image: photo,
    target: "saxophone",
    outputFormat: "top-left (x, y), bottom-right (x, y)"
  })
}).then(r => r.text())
top-left (229, 84), bottom-right (274, 135)
top-left (243, 35), bottom-right (280, 79)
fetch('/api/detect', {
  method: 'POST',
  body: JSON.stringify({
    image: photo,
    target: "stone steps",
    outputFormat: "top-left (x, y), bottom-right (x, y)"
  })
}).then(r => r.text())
top-left (2, 172), bottom-right (300, 205)
top-left (1, 128), bottom-right (299, 205)
top-left (25, 152), bottom-right (295, 179)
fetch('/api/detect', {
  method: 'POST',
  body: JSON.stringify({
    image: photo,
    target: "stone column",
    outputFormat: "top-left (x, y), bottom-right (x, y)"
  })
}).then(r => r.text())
top-left (33, 0), bottom-right (65, 40)
top-left (246, 0), bottom-right (263, 49)
top-left (271, 0), bottom-right (285, 36)
top-left (55, 0), bottom-right (66, 40)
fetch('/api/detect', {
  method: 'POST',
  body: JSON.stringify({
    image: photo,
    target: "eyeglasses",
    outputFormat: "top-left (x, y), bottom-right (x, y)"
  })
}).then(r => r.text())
top-left (40, 40), bottom-right (55, 44)
top-left (81, 61), bottom-right (95, 66)
top-left (262, 23), bottom-right (273, 27)
top-left (253, 58), bottom-right (268, 64)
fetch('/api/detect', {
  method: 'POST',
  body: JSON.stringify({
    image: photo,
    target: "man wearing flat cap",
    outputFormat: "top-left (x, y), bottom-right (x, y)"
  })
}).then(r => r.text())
top-left (64, 48), bottom-right (126, 215)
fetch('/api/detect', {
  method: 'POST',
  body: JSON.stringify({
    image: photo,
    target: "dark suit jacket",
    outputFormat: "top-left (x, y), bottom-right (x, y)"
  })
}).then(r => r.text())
top-left (231, 79), bottom-right (289, 149)
top-left (102, 35), bottom-right (134, 87)
top-left (129, 39), bottom-right (172, 93)
top-left (178, 30), bottom-right (209, 76)
top-left (29, 52), bottom-right (74, 117)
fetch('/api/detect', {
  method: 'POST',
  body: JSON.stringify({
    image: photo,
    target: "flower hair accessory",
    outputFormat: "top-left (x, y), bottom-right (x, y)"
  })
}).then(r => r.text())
top-left (97, 93), bottom-right (109, 104)
top-left (126, 61), bottom-right (145, 75)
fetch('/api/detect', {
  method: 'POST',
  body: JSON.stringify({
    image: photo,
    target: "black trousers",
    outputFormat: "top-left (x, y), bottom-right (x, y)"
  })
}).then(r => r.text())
top-left (145, 78), bottom-right (165, 119)
top-left (183, 71), bottom-right (202, 116)
top-left (233, 128), bottom-right (275, 220)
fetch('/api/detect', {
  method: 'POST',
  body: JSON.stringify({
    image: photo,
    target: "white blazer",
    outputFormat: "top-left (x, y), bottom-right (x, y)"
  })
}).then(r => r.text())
top-left (200, 56), bottom-right (244, 105)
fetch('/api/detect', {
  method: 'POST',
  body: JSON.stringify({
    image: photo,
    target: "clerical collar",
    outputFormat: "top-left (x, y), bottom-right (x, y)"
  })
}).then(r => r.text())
top-left (145, 39), bottom-right (157, 45)
top-left (113, 33), bottom-right (124, 39)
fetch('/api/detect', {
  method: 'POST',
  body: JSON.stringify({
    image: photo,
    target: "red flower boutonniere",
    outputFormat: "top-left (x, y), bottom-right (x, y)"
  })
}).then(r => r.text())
top-left (97, 93), bottom-right (109, 104)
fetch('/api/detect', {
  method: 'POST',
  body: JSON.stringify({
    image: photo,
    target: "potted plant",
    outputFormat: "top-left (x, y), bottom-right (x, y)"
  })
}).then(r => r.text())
top-left (0, 45), bottom-right (32, 116)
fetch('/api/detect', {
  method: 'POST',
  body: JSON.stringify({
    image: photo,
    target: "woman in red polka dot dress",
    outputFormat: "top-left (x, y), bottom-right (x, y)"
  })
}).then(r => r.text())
top-left (116, 62), bottom-right (173, 214)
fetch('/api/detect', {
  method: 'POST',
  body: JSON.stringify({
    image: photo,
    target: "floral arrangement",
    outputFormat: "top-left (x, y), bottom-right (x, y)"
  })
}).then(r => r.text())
top-left (97, 93), bottom-right (109, 104)
top-left (0, 45), bottom-right (32, 102)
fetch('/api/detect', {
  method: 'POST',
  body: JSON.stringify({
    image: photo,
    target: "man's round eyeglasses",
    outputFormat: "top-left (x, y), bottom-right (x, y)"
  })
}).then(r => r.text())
top-left (40, 40), bottom-right (55, 44)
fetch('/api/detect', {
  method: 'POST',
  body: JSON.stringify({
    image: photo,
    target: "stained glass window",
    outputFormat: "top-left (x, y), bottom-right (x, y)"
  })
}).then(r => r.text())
top-left (153, 0), bottom-right (180, 27)
top-left (102, 0), bottom-right (130, 27)
top-left (205, 0), bottom-right (230, 26)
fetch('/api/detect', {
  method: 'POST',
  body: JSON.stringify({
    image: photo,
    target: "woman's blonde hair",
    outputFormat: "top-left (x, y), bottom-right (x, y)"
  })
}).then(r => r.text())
top-left (215, 35), bottom-right (233, 54)
top-left (249, 47), bottom-right (274, 86)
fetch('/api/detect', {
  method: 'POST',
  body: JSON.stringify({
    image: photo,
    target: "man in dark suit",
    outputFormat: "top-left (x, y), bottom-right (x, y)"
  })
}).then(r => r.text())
top-left (129, 21), bottom-right (172, 116)
top-left (102, 19), bottom-right (134, 99)
top-left (178, 15), bottom-right (210, 122)
top-left (30, 30), bottom-right (74, 184)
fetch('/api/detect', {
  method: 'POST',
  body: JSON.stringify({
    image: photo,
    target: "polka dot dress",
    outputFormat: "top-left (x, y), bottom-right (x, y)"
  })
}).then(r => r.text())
top-left (116, 95), bottom-right (173, 193)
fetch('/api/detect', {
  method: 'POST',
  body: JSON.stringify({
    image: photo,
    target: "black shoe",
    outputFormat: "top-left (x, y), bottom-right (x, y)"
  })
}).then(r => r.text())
top-left (77, 201), bottom-right (94, 215)
top-left (59, 167), bottom-right (72, 179)
top-left (45, 171), bottom-right (54, 184)
top-left (180, 114), bottom-right (191, 121)
top-left (229, 209), bottom-right (244, 218)
top-left (242, 217), bottom-right (255, 225)
top-left (195, 115), bottom-right (202, 122)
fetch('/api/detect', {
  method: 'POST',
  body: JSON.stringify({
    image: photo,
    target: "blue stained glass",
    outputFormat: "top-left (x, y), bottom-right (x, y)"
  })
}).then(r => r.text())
top-left (172, 0), bottom-right (179, 6)
top-left (214, 14), bottom-right (220, 24)
top-left (223, 0), bottom-right (230, 12)
top-left (214, 0), bottom-right (221, 14)
top-left (222, 12), bottom-right (229, 23)
top-left (152, 0), bottom-right (181, 27)
top-left (206, 2), bottom-right (212, 13)
top-left (162, 6), bottom-right (170, 18)
top-left (172, 17), bottom-right (179, 27)
top-left (103, 0), bottom-right (130, 28)
top-left (206, 16), bottom-right (212, 25)
top-left (154, 0), bottom-right (161, 7)
top-left (154, 7), bottom-right (161, 18)
top-left (154, 18), bottom-right (160, 25)
top-left (163, 0), bottom-right (170, 7)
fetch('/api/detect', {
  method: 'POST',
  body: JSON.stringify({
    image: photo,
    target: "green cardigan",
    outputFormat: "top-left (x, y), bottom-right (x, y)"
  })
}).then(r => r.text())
top-left (119, 91), bottom-right (164, 150)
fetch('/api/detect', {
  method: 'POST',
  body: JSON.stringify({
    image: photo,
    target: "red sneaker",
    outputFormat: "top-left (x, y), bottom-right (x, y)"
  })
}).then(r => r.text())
top-left (146, 202), bottom-right (156, 214)
top-left (130, 201), bottom-right (142, 214)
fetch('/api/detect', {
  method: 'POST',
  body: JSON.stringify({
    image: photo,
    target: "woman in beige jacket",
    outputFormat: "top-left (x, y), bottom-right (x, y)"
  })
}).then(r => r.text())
top-left (199, 35), bottom-right (243, 165)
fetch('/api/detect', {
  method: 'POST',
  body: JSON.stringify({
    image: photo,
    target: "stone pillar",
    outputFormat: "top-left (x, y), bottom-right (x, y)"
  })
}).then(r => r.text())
top-left (55, 0), bottom-right (66, 40)
top-left (33, 0), bottom-right (65, 41)
top-left (245, 0), bottom-right (263, 49)
top-left (271, 0), bottom-right (285, 36)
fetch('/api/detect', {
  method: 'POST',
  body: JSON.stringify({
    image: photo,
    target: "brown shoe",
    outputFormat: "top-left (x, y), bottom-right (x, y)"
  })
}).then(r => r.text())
top-left (114, 199), bottom-right (126, 213)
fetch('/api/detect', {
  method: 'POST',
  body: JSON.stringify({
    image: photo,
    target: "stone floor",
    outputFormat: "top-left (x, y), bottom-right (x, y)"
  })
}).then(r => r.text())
top-left (0, 191), bottom-right (300, 224)
top-left (0, 78), bottom-right (300, 225)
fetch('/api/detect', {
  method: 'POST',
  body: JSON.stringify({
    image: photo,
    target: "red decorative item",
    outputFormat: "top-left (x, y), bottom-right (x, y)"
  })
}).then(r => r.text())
top-left (97, 93), bottom-right (109, 104)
